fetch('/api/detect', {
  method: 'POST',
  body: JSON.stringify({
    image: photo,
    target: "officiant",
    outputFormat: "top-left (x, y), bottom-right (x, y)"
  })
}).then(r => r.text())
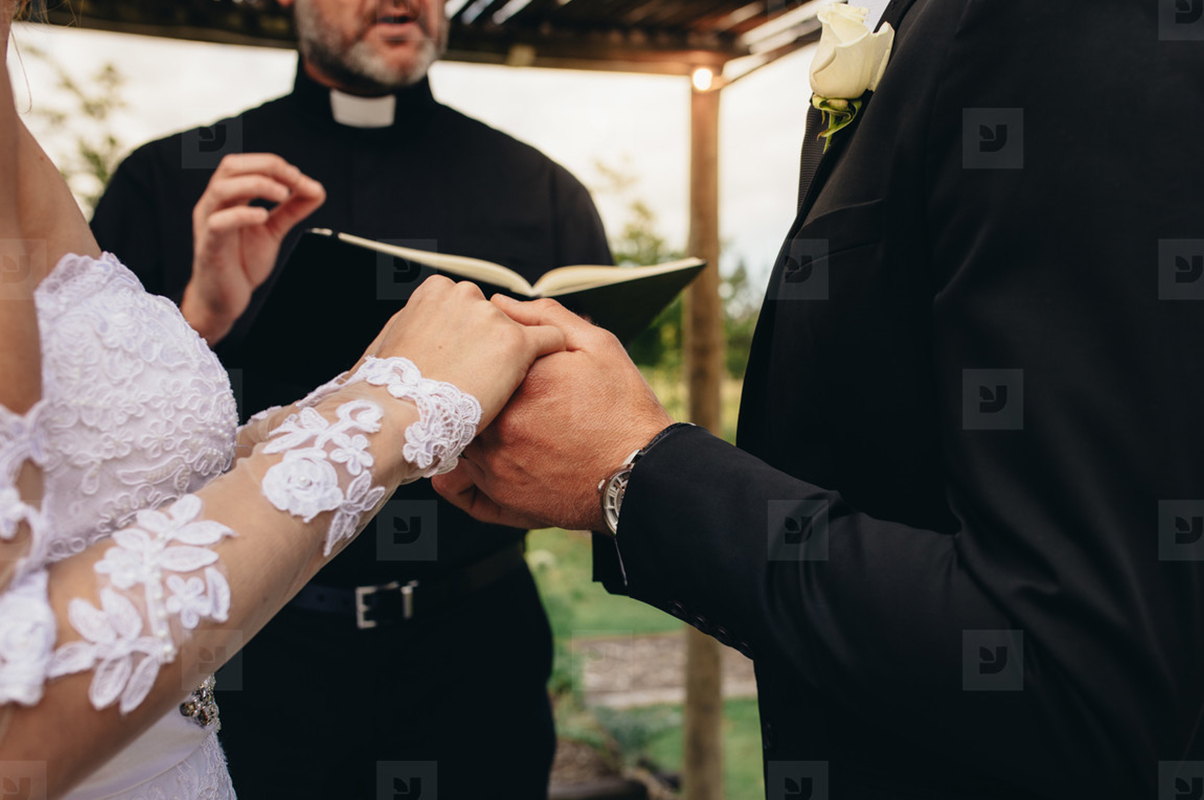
top-left (90, 0), bottom-right (611, 796)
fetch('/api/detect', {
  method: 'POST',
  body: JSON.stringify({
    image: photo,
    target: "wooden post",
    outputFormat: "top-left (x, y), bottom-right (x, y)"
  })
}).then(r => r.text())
top-left (682, 68), bottom-right (724, 800)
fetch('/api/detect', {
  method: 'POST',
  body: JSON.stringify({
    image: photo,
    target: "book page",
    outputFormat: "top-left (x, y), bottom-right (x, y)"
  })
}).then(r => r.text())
top-left (534, 258), bottom-right (706, 297)
top-left (332, 231), bottom-right (537, 296)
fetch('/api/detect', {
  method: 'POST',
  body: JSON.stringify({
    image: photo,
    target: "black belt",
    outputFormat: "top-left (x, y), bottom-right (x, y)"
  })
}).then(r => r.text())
top-left (289, 542), bottom-right (526, 629)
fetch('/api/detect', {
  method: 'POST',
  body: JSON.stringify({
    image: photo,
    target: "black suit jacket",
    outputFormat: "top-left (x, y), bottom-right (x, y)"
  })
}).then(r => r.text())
top-left (604, 1), bottom-right (1204, 796)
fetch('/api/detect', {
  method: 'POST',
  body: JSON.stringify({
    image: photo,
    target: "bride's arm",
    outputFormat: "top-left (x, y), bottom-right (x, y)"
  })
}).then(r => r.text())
top-left (0, 8), bottom-right (39, 415)
top-left (0, 276), bottom-right (561, 798)
top-left (0, 379), bottom-right (417, 794)
top-left (5, 9), bottom-right (100, 271)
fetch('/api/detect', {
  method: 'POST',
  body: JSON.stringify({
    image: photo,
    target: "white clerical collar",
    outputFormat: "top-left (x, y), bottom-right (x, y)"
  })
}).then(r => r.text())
top-left (329, 89), bottom-right (397, 129)
top-left (861, 0), bottom-right (892, 29)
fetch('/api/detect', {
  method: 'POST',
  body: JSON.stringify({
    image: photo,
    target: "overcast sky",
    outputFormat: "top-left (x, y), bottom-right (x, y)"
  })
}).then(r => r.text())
top-left (9, 21), bottom-right (816, 285)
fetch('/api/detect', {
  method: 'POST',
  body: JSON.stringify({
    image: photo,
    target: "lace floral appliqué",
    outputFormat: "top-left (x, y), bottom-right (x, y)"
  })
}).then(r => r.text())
top-left (49, 495), bottom-right (234, 713)
top-left (0, 399), bottom-right (55, 706)
top-left (258, 357), bottom-right (481, 554)
top-left (261, 401), bottom-right (388, 556)
top-left (353, 357), bottom-right (481, 479)
top-left (0, 571), bottom-right (56, 706)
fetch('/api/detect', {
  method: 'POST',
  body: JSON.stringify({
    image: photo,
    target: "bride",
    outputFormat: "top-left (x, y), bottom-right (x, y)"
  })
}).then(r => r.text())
top-left (0, 1), bottom-right (565, 796)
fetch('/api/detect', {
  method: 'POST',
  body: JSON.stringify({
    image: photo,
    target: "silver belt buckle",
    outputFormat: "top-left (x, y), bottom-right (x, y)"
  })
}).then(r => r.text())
top-left (354, 580), bottom-right (419, 629)
top-left (400, 580), bottom-right (418, 621)
top-left (355, 580), bottom-right (396, 629)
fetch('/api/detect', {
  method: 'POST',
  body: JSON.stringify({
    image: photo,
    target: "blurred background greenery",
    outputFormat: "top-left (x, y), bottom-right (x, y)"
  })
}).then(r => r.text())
top-left (527, 176), bottom-right (765, 797)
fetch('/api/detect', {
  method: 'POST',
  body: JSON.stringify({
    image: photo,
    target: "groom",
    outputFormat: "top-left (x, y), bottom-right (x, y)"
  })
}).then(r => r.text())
top-left (436, 0), bottom-right (1204, 797)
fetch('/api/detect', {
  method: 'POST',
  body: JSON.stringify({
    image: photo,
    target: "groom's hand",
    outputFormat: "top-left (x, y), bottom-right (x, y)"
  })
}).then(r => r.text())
top-left (432, 296), bottom-right (673, 531)
top-left (181, 153), bottom-right (325, 346)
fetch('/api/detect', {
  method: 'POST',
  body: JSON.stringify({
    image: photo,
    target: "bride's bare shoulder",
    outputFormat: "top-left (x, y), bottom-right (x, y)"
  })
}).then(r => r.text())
top-left (16, 121), bottom-right (102, 275)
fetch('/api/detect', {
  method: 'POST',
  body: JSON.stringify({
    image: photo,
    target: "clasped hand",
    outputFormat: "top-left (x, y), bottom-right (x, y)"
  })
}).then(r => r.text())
top-left (345, 279), bottom-right (672, 530)
top-left (430, 296), bottom-right (674, 533)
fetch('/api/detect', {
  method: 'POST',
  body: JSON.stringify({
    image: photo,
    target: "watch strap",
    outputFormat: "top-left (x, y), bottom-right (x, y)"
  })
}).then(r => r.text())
top-left (598, 422), bottom-right (695, 536)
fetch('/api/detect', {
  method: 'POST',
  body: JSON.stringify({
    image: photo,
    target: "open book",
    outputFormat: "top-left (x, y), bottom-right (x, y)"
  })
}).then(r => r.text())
top-left (234, 230), bottom-right (705, 406)
top-left (331, 231), bottom-right (704, 302)
top-left (284, 229), bottom-right (705, 345)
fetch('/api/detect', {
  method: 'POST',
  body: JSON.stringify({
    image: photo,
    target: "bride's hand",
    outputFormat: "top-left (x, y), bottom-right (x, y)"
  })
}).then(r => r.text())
top-left (363, 277), bottom-right (566, 428)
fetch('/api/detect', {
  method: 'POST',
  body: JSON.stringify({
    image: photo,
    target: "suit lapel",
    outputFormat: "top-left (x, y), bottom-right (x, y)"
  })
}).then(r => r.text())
top-left (796, 0), bottom-right (923, 223)
top-left (879, 0), bottom-right (921, 31)
top-left (795, 98), bottom-right (867, 222)
top-left (737, 0), bottom-right (925, 451)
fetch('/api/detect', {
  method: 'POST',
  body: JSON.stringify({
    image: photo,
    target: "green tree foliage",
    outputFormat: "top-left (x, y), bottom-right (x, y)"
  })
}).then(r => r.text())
top-left (595, 160), bottom-right (761, 378)
top-left (720, 258), bottom-right (760, 379)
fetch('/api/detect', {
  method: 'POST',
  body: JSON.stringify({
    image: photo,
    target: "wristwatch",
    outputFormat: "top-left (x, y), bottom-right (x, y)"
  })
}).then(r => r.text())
top-left (596, 423), bottom-right (694, 537)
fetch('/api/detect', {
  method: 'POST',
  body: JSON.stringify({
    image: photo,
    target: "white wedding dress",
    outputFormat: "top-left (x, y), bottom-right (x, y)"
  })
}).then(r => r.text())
top-left (4, 252), bottom-right (240, 798)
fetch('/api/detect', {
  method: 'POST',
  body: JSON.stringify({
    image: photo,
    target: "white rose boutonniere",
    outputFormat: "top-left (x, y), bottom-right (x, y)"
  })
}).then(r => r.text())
top-left (809, 3), bottom-right (895, 151)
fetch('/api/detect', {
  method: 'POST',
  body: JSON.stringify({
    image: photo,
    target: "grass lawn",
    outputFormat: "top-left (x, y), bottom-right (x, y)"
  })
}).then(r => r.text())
top-left (527, 527), bottom-right (681, 638)
top-left (634, 699), bottom-right (764, 798)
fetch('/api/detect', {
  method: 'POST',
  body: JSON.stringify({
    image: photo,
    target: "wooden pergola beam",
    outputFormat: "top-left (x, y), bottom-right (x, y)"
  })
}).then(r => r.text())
top-left (684, 77), bottom-right (725, 800)
top-left (42, 0), bottom-right (820, 78)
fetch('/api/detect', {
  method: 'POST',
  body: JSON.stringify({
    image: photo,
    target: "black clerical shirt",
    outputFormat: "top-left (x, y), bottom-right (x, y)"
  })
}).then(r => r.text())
top-left (92, 62), bottom-right (612, 586)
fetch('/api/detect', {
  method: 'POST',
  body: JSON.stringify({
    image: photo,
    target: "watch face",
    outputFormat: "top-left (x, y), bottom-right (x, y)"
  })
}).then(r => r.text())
top-left (602, 466), bottom-right (632, 535)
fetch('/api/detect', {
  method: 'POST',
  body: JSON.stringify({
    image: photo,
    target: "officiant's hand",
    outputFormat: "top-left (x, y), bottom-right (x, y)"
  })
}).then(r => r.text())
top-left (432, 296), bottom-right (673, 530)
top-left (181, 153), bottom-right (325, 345)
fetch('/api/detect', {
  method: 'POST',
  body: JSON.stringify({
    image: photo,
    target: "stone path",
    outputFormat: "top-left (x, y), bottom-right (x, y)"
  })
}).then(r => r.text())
top-left (570, 631), bottom-right (757, 709)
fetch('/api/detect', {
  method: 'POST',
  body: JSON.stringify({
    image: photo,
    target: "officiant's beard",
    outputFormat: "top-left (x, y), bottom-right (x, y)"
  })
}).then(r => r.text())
top-left (294, 0), bottom-right (447, 94)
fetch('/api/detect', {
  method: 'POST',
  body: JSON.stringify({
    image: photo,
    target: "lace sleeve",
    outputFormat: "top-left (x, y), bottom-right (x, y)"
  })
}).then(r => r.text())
top-left (0, 400), bottom-right (54, 707)
top-left (23, 356), bottom-right (479, 717)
